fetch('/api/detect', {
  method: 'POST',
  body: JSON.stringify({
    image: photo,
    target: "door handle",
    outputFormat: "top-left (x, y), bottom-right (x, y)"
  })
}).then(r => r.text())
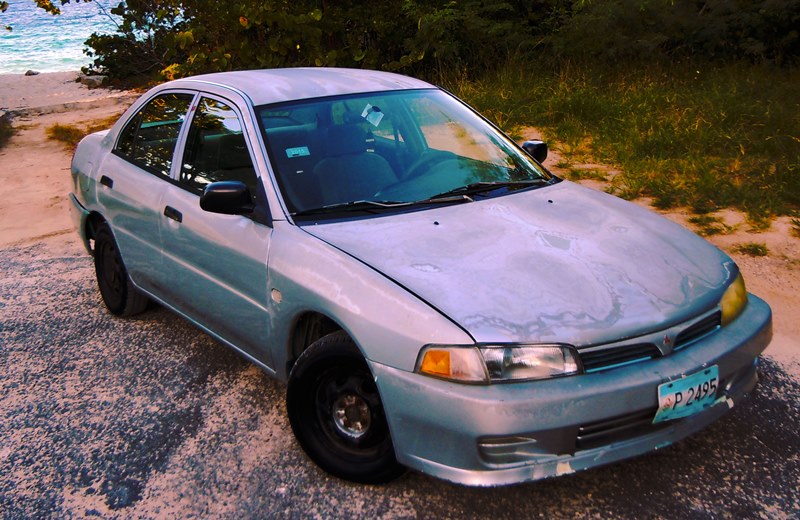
top-left (100, 175), bottom-right (114, 189)
top-left (164, 206), bottom-right (183, 223)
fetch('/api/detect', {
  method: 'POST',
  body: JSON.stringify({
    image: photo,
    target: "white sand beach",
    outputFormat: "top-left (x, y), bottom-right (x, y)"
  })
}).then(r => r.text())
top-left (0, 71), bottom-right (136, 113)
top-left (0, 71), bottom-right (137, 247)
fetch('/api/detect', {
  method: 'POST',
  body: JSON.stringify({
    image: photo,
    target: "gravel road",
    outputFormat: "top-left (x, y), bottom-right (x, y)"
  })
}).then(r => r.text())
top-left (1, 238), bottom-right (798, 519)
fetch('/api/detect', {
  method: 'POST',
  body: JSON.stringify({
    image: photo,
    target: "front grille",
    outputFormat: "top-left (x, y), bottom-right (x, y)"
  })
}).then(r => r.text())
top-left (674, 311), bottom-right (721, 350)
top-left (576, 408), bottom-right (670, 451)
top-left (577, 310), bottom-right (722, 374)
top-left (578, 343), bottom-right (661, 373)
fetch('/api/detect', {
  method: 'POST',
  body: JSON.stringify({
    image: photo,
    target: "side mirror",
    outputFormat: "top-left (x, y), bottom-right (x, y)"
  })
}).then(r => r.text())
top-left (522, 140), bottom-right (548, 163)
top-left (200, 181), bottom-right (254, 215)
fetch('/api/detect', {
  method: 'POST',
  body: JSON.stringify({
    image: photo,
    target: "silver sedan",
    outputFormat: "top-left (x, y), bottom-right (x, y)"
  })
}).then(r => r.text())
top-left (69, 68), bottom-right (772, 486)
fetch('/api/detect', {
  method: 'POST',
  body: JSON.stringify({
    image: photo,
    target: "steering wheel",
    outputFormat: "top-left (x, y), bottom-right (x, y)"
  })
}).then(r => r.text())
top-left (403, 150), bottom-right (453, 180)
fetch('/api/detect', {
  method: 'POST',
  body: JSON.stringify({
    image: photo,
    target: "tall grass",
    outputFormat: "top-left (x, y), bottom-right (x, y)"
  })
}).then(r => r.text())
top-left (445, 60), bottom-right (800, 219)
top-left (46, 115), bottom-right (120, 150)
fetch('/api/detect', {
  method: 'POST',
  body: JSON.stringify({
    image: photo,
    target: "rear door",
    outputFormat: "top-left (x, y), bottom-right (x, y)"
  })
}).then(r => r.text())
top-left (156, 93), bottom-right (273, 365)
top-left (97, 91), bottom-right (195, 292)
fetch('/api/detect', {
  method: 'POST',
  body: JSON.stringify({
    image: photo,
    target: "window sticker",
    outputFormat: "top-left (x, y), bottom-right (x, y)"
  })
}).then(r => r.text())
top-left (361, 104), bottom-right (384, 127)
top-left (286, 146), bottom-right (311, 158)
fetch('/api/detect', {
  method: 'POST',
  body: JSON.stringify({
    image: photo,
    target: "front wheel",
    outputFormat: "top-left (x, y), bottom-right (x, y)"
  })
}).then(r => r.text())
top-left (286, 331), bottom-right (404, 484)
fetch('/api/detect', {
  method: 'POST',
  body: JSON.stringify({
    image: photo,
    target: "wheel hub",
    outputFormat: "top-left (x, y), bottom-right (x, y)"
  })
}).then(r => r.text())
top-left (331, 393), bottom-right (371, 440)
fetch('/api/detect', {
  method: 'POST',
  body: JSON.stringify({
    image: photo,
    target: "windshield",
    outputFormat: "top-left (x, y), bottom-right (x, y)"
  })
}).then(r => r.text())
top-left (258, 89), bottom-right (552, 217)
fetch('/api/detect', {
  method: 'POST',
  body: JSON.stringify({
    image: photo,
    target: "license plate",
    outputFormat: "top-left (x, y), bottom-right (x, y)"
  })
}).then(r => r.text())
top-left (653, 366), bottom-right (719, 424)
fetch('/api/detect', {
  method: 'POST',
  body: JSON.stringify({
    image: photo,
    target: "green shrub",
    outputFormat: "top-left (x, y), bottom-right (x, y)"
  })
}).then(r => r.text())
top-left (46, 123), bottom-right (84, 148)
top-left (550, 0), bottom-right (800, 66)
top-left (733, 243), bottom-right (769, 256)
top-left (688, 215), bottom-right (734, 236)
top-left (0, 113), bottom-right (13, 150)
top-left (83, 0), bottom-right (187, 80)
top-left (25, 0), bottom-right (793, 80)
top-left (81, 0), bottom-right (552, 80)
top-left (791, 217), bottom-right (800, 238)
top-left (46, 116), bottom-right (120, 150)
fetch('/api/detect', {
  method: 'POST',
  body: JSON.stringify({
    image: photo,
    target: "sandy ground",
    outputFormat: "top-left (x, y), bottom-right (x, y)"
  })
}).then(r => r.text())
top-left (0, 71), bottom-right (137, 113)
top-left (0, 74), bottom-right (798, 518)
top-left (0, 72), bottom-right (138, 246)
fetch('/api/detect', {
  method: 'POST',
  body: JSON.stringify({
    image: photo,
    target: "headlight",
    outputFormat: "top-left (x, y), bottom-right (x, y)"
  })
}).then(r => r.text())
top-left (480, 345), bottom-right (580, 382)
top-left (720, 272), bottom-right (748, 325)
top-left (416, 344), bottom-right (581, 384)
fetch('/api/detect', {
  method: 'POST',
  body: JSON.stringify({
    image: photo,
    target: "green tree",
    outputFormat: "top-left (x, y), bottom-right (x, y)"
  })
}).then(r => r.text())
top-left (83, 0), bottom-right (186, 78)
top-left (550, 0), bottom-right (800, 65)
top-left (77, 0), bottom-right (559, 79)
top-left (10, 0), bottom-right (799, 80)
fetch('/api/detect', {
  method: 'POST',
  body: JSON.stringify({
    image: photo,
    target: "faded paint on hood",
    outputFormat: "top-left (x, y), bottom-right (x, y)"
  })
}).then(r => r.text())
top-left (302, 181), bottom-right (734, 346)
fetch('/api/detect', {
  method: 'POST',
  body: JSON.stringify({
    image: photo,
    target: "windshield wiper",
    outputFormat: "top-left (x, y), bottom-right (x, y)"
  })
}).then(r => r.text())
top-left (292, 194), bottom-right (478, 217)
top-left (291, 200), bottom-right (412, 217)
top-left (427, 179), bottom-right (551, 201)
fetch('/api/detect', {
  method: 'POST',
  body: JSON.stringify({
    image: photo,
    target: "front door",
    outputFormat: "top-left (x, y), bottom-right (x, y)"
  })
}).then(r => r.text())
top-left (157, 95), bottom-right (273, 366)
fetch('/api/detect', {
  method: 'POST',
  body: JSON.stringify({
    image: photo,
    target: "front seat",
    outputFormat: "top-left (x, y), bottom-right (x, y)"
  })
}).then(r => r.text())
top-left (313, 124), bottom-right (397, 205)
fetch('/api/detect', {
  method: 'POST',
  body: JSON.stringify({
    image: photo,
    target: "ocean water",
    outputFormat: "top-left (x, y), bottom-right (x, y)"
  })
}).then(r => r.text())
top-left (0, 0), bottom-right (120, 74)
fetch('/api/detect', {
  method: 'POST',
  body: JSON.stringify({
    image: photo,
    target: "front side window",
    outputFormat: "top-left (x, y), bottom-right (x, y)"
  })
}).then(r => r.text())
top-left (179, 97), bottom-right (258, 202)
top-left (115, 93), bottom-right (194, 177)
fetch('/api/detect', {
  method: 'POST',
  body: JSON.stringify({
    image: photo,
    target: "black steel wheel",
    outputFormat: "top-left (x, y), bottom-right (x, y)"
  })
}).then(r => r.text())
top-left (93, 223), bottom-right (148, 317)
top-left (287, 331), bottom-right (404, 484)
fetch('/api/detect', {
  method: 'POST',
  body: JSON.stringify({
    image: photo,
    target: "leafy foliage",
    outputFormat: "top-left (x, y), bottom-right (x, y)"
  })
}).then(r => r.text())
top-left (83, 0), bottom-right (187, 79)
top-left (70, 0), bottom-right (574, 79)
top-left (11, 0), bottom-right (800, 78)
top-left (550, 0), bottom-right (800, 65)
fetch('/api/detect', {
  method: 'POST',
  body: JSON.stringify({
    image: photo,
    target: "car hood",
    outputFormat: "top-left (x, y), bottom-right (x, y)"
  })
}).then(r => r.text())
top-left (302, 181), bottom-right (735, 346)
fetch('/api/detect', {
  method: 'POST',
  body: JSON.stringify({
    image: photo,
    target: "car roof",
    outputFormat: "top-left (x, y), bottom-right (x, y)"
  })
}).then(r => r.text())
top-left (165, 67), bottom-right (436, 106)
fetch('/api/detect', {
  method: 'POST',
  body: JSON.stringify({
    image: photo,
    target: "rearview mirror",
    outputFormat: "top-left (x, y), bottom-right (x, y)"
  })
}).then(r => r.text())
top-left (522, 140), bottom-right (548, 163)
top-left (200, 181), bottom-right (254, 215)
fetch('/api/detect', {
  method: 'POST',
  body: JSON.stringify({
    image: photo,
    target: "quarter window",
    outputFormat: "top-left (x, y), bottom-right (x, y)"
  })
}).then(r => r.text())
top-left (115, 93), bottom-right (194, 177)
top-left (180, 97), bottom-right (258, 202)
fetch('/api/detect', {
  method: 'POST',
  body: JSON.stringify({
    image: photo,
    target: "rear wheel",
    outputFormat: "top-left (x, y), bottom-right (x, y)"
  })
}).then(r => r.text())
top-left (94, 223), bottom-right (148, 317)
top-left (286, 331), bottom-right (404, 483)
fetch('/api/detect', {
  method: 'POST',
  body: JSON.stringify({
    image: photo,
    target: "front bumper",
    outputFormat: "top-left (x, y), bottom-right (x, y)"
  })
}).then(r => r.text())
top-left (370, 295), bottom-right (772, 486)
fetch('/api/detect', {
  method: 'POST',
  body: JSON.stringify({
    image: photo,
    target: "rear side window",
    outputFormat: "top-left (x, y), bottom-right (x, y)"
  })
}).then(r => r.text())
top-left (115, 93), bottom-right (194, 177)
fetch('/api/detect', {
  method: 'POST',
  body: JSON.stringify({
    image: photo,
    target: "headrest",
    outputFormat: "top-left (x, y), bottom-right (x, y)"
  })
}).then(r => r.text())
top-left (326, 124), bottom-right (367, 157)
top-left (217, 133), bottom-right (251, 169)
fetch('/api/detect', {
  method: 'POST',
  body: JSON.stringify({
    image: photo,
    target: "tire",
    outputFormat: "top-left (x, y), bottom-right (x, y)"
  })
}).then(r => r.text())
top-left (286, 331), bottom-right (405, 484)
top-left (93, 223), bottom-right (149, 317)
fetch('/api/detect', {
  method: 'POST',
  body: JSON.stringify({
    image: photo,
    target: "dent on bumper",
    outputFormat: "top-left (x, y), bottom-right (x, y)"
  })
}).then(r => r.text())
top-left (370, 295), bottom-right (772, 486)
